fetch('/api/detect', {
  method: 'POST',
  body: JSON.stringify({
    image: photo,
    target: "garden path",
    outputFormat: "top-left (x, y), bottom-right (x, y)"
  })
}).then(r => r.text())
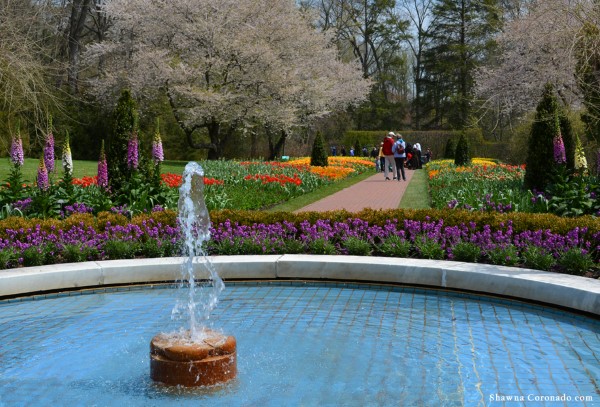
top-left (295, 168), bottom-right (415, 213)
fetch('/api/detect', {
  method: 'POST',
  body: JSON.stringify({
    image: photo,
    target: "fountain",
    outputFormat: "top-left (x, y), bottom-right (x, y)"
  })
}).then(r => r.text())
top-left (149, 162), bottom-right (236, 387)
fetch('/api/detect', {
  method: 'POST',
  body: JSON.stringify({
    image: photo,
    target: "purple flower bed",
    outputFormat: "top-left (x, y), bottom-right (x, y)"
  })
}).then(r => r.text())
top-left (0, 217), bottom-right (598, 276)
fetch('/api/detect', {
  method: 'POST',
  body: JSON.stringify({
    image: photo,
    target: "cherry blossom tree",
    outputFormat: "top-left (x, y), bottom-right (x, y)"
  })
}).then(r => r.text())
top-left (85, 0), bottom-right (371, 159)
top-left (474, 0), bottom-right (589, 135)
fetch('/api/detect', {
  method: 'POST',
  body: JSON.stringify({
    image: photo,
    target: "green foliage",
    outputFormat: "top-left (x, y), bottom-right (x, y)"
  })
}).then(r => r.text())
top-left (444, 138), bottom-right (456, 159)
top-left (342, 236), bottom-right (372, 256)
top-left (486, 244), bottom-right (519, 266)
top-left (451, 241), bottom-right (481, 262)
top-left (138, 239), bottom-right (165, 258)
top-left (350, 88), bottom-right (410, 131)
top-left (28, 187), bottom-right (62, 219)
top-left (283, 239), bottom-right (305, 254)
top-left (0, 248), bottom-right (18, 269)
top-left (108, 89), bottom-right (138, 192)
top-left (308, 238), bottom-right (337, 255)
top-left (413, 236), bottom-right (444, 260)
top-left (545, 169), bottom-right (600, 217)
top-left (310, 132), bottom-right (329, 167)
top-left (557, 248), bottom-right (594, 276)
top-left (420, 0), bottom-right (501, 129)
top-left (376, 234), bottom-right (411, 257)
top-left (525, 83), bottom-right (560, 191)
top-left (454, 133), bottom-right (470, 166)
top-left (521, 246), bottom-right (556, 271)
top-left (103, 239), bottom-right (136, 259)
top-left (22, 246), bottom-right (46, 267)
top-left (61, 244), bottom-right (91, 263)
top-left (1, 163), bottom-right (26, 203)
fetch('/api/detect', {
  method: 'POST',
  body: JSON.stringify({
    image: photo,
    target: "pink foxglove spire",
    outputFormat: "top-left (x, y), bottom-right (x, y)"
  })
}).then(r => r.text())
top-left (127, 132), bottom-right (139, 170)
top-left (98, 140), bottom-right (109, 189)
top-left (36, 157), bottom-right (49, 191)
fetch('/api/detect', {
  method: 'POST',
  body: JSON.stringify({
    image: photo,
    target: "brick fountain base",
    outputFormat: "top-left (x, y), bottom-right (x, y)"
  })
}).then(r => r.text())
top-left (150, 330), bottom-right (237, 387)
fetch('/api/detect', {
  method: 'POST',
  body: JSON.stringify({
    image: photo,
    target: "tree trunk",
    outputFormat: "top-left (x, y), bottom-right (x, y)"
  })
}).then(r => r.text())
top-left (267, 127), bottom-right (287, 160)
top-left (67, 0), bottom-right (92, 93)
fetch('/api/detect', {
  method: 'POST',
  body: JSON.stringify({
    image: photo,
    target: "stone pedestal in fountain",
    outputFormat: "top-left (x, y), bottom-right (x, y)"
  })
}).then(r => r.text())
top-left (150, 330), bottom-right (237, 387)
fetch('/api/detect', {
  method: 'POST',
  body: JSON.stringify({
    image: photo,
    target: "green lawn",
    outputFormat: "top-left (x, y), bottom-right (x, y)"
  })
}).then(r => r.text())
top-left (399, 168), bottom-right (431, 209)
top-left (0, 158), bottom-right (192, 183)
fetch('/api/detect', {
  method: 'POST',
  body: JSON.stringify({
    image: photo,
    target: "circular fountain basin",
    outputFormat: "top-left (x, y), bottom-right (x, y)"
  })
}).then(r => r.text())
top-left (0, 256), bottom-right (598, 405)
top-left (1, 282), bottom-right (599, 406)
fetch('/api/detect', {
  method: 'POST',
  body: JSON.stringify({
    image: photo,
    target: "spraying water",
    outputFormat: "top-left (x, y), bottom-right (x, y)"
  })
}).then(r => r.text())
top-left (171, 162), bottom-right (224, 342)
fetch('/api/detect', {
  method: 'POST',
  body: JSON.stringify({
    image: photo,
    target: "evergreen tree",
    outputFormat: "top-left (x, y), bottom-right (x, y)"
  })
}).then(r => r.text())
top-left (454, 133), bottom-right (471, 166)
top-left (444, 138), bottom-right (456, 159)
top-left (108, 89), bottom-right (138, 192)
top-left (310, 132), bottom-right (329, 167)
top-left (524, 83), bottom-right (560, 191)
top-left (420, 0), bottom-right (501, 129)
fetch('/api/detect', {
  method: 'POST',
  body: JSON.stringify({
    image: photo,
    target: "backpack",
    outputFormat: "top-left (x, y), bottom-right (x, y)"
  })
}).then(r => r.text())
top-left (394, 141), bottom-right (404, 154)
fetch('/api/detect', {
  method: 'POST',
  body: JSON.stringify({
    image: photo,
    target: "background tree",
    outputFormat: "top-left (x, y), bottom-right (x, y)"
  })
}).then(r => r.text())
top-left (108, 89), bottom-right (137, 191)
top-left (398, 0), bottom-right (436, 129)
top-left (304, 0), bottom-right (411, 130)
top-left (444, 137), bottom-right (456, 159)
top-left (524, 83), bottom-right (561, 191)
top-left (576, 19), bottom-right (600, 150)
top-left (310, 132), bottom-right (329, 167)
top-left (85, 0), bottom-right (371, 160)
top-left (454, 132), bottom-right (470, 166)
top-left (475, 0), bottom-right (584, 139)
top-left (0, 0), bottom-right (64, 147)
top-left (420, 0), bottom-right (502, 129)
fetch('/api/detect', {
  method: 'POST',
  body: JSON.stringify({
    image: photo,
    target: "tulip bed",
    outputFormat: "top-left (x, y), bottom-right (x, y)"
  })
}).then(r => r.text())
top-left (428, 159), bottom-right (600, 216)
top-left (0, 157), bottom-right (374, 217)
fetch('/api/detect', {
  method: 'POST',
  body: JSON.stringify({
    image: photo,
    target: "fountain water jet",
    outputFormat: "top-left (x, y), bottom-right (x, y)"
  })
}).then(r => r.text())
top-left (150, 162), bottom-right (236, 387)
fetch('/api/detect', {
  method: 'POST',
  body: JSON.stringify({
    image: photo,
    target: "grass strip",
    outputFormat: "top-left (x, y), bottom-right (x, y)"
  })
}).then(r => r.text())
top-left (399, 168), bottom-right (431, 209)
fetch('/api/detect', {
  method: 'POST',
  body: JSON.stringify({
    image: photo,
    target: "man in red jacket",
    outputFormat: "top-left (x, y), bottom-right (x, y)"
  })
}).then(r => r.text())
top-left (382, 132), bottom-right (397, 180)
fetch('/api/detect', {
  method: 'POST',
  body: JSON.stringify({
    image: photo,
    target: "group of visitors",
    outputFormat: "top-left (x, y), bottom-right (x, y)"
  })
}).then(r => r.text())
top-left (329, 134), bottom-right (433, 182)
top-left (376, 132), bottom-right (432, 181)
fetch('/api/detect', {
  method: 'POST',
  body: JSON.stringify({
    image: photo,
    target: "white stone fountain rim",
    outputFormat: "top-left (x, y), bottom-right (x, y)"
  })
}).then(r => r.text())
top-left (1, 255), bottom-right (598, 316)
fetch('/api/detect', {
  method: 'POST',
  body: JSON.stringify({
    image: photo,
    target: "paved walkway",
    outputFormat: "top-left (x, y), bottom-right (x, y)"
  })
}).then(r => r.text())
top-left (295, 168), bottom-right (415, 213)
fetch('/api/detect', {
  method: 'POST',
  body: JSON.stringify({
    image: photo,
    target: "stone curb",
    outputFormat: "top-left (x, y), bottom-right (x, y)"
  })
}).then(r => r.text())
top-left (1, 255), bottom-right (598, 316)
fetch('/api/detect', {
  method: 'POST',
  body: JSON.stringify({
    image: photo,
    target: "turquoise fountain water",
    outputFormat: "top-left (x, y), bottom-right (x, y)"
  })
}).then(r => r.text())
top-left (1, 283), bottom-right (598, 405)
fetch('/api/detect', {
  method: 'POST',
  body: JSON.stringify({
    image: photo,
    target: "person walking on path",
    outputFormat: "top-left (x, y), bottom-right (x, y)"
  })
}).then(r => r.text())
top-left (294, 170), bottom-right (415, 213)
top-left (377, 142), bottom-right (385, 172)
top-left (392, 134), bottom-right (407, 181)
top-left (382, 132), bottom-right (397, 180)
